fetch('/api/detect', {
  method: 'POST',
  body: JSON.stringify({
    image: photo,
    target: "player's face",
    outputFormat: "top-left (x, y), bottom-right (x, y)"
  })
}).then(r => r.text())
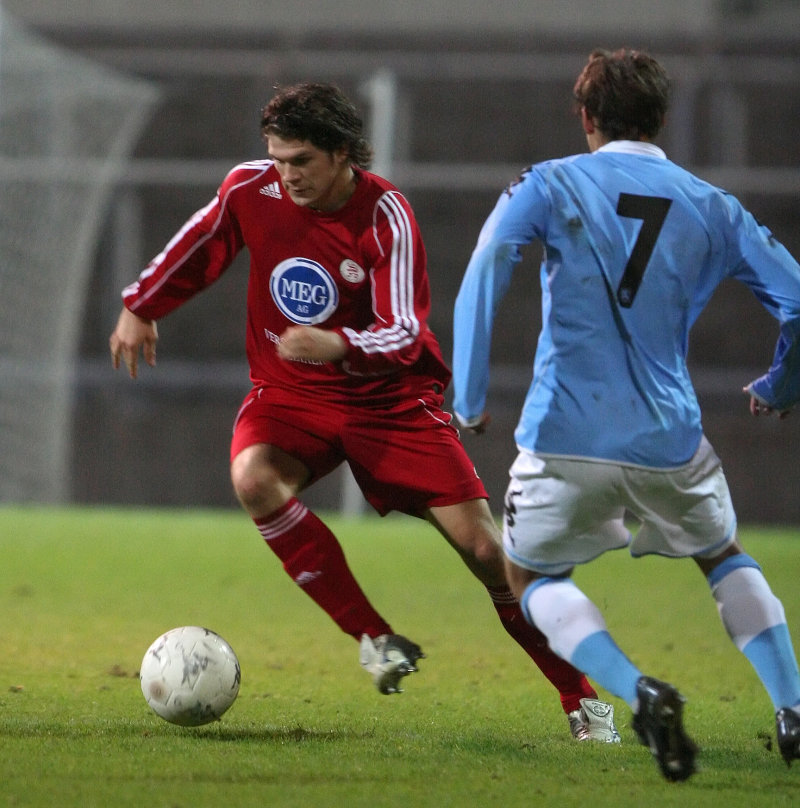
top-left (267, 135), bottom-right (354, 212)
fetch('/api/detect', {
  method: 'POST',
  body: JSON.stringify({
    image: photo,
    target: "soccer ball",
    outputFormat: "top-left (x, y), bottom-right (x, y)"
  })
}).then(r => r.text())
top-left (139, 626), bottom-right (241, 726)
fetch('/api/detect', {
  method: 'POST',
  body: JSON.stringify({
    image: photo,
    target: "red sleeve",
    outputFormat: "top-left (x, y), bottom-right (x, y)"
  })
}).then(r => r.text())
top-left (337, 190), bottom-right (433, 376)
top-left (122, 168), bottom-right (251, 320)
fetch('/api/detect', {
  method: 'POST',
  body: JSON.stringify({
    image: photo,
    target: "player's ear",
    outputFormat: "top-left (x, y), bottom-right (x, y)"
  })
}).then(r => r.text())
top-left (580, 106), bottom-right (596, 134)
top-left (332, 146), bottom-right (350, 166)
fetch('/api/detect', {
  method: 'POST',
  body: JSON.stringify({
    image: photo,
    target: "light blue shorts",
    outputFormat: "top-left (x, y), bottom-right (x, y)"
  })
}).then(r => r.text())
top-left (502, 436), bottom-right (737, 575)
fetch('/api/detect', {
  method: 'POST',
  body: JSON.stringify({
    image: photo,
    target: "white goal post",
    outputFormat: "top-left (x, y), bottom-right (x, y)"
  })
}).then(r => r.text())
top-left (0, 8), bottom-right (159, 502)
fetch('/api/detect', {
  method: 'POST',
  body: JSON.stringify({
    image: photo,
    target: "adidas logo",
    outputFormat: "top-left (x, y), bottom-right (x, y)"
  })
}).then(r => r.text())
top-left (259, 181), bottom-right (282, 199)
top-left (294, 570), bottom-right (322, 586)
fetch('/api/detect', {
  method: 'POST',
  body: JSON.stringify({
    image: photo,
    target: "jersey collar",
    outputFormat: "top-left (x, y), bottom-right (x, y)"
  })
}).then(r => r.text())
top-left (595, 140), bottom-right (667, 159)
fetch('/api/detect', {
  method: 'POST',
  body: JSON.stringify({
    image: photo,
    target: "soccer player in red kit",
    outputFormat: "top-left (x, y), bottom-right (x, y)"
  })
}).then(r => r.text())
top-left (109, 82), bottom-right (618, 740)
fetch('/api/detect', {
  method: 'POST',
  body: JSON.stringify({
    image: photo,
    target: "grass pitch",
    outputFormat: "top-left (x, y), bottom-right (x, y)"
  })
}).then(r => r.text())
top-left (1, 506), bottom-right (799, 807)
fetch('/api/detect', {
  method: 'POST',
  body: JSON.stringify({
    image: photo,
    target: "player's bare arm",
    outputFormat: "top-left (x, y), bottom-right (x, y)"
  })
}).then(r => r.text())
top-left (109, 307), bottom-right (158, 379)
top-left (277, 325), bottom-right (347, 363)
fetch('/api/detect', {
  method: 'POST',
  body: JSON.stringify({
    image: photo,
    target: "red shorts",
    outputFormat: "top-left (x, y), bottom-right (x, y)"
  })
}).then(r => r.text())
top-left (230, 384), bottom-right (487, 517)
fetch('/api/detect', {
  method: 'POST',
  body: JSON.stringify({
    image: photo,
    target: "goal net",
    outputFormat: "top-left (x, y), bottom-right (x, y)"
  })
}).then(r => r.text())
top-left (0, 8), bottom-right (159, 502)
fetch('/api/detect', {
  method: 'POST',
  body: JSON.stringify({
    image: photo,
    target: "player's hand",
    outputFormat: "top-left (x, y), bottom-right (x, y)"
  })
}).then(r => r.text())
top-left (743, 386), bottom-right (790, 419)
top-left (109, 308), bottom-right (158, 379)
top-left (277, 326), bottom-right (347, 363)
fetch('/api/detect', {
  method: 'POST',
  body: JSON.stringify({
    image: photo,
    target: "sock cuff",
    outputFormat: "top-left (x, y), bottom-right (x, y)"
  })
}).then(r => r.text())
top-left (520, 577), bottom-right (575, 626)
top-left (707, 553), bottom-right (761, 589)
top-left (255, 498), bottom-right (308, 541)
top-left (485, 585), bottom-right (517, 606)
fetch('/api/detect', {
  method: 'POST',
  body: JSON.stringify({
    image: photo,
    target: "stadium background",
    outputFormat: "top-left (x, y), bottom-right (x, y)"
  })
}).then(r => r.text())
top-left (2, 0), bottom-right (799, 522)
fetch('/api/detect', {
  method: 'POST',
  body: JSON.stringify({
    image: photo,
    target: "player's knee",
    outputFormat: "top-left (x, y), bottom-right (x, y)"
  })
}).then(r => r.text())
top-left (461, 529), bottom-right (505, 577)
top-left (230, 451), bottom-right (283, 511)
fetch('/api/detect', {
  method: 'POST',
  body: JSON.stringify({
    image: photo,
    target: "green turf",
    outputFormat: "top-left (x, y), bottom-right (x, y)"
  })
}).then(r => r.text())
top-left (1, 506), bottom-right (799, 806)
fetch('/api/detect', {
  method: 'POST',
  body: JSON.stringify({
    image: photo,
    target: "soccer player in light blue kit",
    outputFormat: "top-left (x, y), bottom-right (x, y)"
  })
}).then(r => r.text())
top-left (452, 47), bottom-right (800, 782)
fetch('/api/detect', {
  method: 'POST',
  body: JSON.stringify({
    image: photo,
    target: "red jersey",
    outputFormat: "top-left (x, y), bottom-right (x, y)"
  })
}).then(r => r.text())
top-left (123, 160), bottom-right (451, 406)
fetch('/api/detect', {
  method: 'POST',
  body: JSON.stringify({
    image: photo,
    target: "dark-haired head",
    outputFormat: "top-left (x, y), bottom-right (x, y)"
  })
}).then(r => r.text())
top-left (573, 48), bottom-right (670, 141)
top-left (261, 83), bottom-right (373, 169)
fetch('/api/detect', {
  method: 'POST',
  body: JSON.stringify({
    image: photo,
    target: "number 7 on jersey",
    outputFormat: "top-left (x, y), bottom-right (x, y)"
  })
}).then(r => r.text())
top-left (615, 193), bottom-right (672, 308)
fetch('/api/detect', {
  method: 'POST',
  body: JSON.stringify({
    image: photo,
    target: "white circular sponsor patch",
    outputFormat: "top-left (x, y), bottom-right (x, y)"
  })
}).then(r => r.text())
top-left (270, 258), bottom-right (339, 325)
top-left (339, 259), bottom-right (366, 284)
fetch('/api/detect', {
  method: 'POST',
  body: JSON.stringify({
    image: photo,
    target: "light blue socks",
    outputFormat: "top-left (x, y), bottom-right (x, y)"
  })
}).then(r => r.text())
top-left (522, 577), bottom-right (642, 707)
top-left (709, 554), bottom-right (800, 710)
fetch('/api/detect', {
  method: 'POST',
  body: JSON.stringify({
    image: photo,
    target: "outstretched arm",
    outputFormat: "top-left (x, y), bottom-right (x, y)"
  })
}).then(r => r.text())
top-left (452, 175), bottom-right (539, 428)
top-left (729, 202), bottom-right (800, 417)
top-left (109, 307), bottom-right (158, 379)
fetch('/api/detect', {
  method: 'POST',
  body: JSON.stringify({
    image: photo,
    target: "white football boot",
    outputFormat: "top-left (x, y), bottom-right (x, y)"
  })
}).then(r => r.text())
top-left (359, 634), bottom-right (425, 695)
top-left (568, 698), bottom-right (621, 742)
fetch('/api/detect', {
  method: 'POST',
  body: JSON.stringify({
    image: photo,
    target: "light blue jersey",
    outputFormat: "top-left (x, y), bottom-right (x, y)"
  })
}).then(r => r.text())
top-left (453, 141), bottom-right (800, 468)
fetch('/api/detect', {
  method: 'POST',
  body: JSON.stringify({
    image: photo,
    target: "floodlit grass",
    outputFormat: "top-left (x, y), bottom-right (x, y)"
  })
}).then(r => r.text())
top-left (1, 506), bottom-right (799, 806)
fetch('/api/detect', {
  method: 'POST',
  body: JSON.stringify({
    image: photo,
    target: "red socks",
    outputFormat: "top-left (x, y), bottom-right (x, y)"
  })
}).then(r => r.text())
top-left (255, 499), bottom-right (392, 640)
top-left (256, 500), bottom-right (596, 713)
top-left (486, 585), bottom-right (597, 714)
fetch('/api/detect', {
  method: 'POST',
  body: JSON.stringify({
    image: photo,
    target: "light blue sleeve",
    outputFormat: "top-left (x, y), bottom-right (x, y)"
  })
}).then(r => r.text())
top-left (723, 195), bottom-right (800, 411)
top-left (452, 169), bottom-right (546, 423)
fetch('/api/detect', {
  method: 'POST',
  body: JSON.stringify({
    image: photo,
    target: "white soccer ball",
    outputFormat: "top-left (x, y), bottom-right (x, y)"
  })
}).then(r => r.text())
top-left (139, 626), bottom-right (241, 726)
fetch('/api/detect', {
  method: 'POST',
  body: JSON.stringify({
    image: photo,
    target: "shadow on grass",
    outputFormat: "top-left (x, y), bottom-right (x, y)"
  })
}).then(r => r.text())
top-left (195, 724), bottom-right (375, 744)
top-left (0, 717), bottom-right (374, 745)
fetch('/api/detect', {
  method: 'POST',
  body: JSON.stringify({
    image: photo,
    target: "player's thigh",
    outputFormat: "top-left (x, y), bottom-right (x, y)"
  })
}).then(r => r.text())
top-left (502, 452), bottom-right (629, 575)
top-left (426, 497), bottom-right (505, 580)
top-left (343, 401), bottom-right (487, 517)
top-left (230, 386), bottom-right (344, 486)
top-left (625, 436), bottom-right (736, 559)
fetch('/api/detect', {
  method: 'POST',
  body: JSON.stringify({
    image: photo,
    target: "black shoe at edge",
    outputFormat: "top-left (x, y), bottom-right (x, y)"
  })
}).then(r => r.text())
top-left (632, 676), bottom-right (698, 782)
top-left (776, 707), bottom-right (800, 766)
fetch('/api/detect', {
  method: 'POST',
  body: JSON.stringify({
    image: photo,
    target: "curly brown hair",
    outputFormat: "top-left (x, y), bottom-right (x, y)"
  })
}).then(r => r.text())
top-left (260, 83), bottom-right (373, 169)
top-left (573, 48), bottom-right (670, 141)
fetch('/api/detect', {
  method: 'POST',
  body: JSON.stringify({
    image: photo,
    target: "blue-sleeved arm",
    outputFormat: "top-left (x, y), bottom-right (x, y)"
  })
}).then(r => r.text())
top-left (724, 198), bottom-right (800, 411)
top-left (746, 325), bottom-right (800, 411)
top-left (452, 171), bottom-right (545, 424)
